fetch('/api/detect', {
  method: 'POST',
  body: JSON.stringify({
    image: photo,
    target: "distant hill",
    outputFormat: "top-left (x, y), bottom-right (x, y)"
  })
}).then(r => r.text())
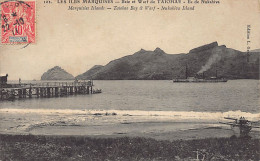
top-left (76, 42), bottom-right (260, 80)
top-left (41, 66), bottom-right (75, 80)
top-left (76, 65), bottom-right (104, 80)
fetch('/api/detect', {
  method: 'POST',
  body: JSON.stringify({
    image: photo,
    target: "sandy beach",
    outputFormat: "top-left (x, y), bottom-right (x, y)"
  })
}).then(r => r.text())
top-left (1, 108), bottom-right (260, 141)
top-left (1, 107), bottom-right (259, 160)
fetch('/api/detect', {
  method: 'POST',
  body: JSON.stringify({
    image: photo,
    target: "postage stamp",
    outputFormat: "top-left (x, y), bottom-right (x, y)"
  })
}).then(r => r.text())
top-left (1, 1), bottom-right (36, 44)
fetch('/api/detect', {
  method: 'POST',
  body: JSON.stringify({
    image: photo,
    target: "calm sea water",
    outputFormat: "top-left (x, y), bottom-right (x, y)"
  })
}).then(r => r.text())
top-left (0, 80), bottom-right (259, 113)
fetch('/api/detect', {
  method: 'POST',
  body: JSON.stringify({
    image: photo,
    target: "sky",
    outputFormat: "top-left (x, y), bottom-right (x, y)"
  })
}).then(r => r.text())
top-left (0, 0), bottom-right (260, 80)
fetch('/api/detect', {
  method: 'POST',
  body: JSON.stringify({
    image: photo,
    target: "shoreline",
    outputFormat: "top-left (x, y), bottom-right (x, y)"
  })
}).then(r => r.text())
top-left (1, 109), bottom-right (259, 140)
top-left (14, 123), bottom-right (260, 141)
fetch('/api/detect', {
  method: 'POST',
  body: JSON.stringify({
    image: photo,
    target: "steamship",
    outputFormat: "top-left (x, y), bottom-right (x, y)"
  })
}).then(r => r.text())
top-left (173, 65), bottom-right (228, 83)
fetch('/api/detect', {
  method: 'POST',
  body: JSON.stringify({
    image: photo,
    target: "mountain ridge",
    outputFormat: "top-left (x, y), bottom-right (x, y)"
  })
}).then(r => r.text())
top-left (76, 42), bottom-right (259, 80)
top-left (41, 42), bottom-right (260, 80)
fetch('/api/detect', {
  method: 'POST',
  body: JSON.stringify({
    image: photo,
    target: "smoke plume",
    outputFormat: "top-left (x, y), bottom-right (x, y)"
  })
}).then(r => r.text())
top-left (198, 48), bottom-right (223, 74)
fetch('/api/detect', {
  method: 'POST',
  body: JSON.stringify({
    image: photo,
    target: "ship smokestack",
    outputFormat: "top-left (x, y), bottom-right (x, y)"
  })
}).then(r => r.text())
top-left (215, 63), bottom-right (218, 78)
top-left (185, 64), bottom-right (188, 79)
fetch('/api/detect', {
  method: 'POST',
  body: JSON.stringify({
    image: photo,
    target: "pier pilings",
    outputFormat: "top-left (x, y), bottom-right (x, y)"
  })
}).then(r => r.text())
top-left (0, 81), bottom-right (95, 101)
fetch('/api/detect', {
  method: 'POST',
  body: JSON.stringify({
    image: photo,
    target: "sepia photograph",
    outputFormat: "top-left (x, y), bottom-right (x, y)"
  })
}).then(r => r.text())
top-left (0, 0), bottom-right (260, 160)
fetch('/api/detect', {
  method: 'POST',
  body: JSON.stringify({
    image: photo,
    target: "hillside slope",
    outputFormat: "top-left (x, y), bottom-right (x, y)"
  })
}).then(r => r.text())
top-left (41, 66), bottom-right (75, 80)
top-left (76, 65), bottom-right (103, 80)
top-left (76, 42), bottom-right (259, 80)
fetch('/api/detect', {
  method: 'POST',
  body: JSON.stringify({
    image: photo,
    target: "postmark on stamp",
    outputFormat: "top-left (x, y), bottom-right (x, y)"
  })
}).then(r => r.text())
top-left (1, 0), bottom-right (36, 44)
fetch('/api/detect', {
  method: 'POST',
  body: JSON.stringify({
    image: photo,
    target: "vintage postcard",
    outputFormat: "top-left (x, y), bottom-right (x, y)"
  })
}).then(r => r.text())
top-left (0, 0), bottom-right (259, 160)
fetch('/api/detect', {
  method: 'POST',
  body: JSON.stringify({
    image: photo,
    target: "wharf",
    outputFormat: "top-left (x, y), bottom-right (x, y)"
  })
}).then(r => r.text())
top-left (0, 81), bottom-right (96, 101)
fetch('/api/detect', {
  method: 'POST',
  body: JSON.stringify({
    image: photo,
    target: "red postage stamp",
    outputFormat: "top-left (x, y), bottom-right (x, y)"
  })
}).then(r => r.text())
top-left (1, 1), bottom-right (36, 44)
